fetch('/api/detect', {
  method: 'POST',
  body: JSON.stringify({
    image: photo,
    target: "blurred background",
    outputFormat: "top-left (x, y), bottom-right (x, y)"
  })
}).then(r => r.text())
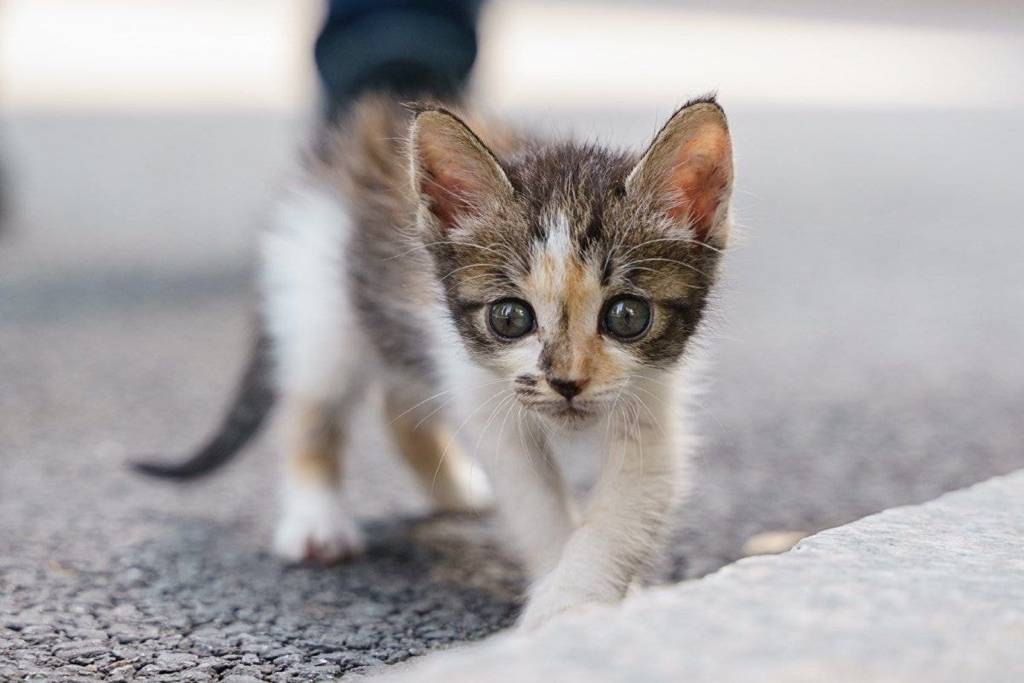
top-left (1, 0), bottom-right (1023, 678)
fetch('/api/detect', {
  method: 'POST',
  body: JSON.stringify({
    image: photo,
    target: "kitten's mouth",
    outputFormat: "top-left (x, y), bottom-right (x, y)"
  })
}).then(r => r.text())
top-left (514, 384), bottom-right (605, 423)
top-left (529, 400), bottom-right (599, 423)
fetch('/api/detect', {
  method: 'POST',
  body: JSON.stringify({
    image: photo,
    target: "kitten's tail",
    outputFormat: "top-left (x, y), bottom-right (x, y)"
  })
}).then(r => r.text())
top-left (131, 330), bottom-right (276, 480)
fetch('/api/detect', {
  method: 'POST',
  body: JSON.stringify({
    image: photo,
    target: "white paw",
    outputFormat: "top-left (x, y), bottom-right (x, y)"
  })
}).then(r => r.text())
top-left (273, 487), bottom-right (364, 565)
top-left (434, 460), bottom-right (495, 514)
top-left (517, 571), bottom-right (620, 631)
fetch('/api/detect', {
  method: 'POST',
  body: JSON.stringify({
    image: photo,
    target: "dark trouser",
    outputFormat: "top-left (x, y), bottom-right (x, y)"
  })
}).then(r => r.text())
top-left (315, 0), bottom-right (483, 120)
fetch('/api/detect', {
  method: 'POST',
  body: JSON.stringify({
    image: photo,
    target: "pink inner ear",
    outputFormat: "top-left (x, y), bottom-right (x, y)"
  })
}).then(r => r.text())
top-left (667, 124), bottom-right (732, 239)
top-left (422, 157), bottom-right (474, 229)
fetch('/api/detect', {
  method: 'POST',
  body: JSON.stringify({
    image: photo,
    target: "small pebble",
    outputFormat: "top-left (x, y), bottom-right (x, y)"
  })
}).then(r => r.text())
top-left (741, 530), bottom-right (811, 556)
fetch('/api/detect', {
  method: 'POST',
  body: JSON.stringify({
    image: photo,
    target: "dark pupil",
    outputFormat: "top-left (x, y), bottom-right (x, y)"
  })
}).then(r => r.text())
top-left (490, 301), bottom-right (532, 338)
top-left (606, 298), bottom-right (650, 338)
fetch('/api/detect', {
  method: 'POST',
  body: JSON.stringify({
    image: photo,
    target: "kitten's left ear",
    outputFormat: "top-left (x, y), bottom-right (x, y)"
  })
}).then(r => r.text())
top-left (626, 98), bottom-right (733, 247)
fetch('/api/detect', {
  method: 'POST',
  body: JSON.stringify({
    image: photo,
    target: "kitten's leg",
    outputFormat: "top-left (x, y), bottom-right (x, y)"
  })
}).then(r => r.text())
top-left (273, 395), bottom-right (364, 564)
top-left (261, 185), bottom-right (367, 564)
top-left (383, 387), bottom-right (494, 513)
top-left (519, 394), bottom-right (686, 629)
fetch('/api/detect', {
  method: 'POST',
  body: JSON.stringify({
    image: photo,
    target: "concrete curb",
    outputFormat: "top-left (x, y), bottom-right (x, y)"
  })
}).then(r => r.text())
top-left (377, 471), bottom-right (1024, 682)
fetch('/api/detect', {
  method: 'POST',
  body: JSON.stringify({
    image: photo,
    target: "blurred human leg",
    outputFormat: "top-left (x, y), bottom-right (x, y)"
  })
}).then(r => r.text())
top-left (315, 0), bottom-right (483, 120)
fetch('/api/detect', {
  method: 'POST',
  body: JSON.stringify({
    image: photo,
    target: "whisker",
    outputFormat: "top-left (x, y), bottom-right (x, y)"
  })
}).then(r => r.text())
top-left (619, 235), bottom-right (722, 260)
top-left (439, 388), bottom-right (513, 472)
top-left (385, 239), bottom-right (508, 261)
top-left (438, 262), bottom-right (496, 282)
top-left (623, 389), bottom-right (666, 438)
top-left (495, 391), bottom-right (519, 450)
top-left (397, 377), bottom-right (508, 427)
top-left (472, 393), bottom-right (516, 462)
top-left (619, 257), bottom-right (711, 279)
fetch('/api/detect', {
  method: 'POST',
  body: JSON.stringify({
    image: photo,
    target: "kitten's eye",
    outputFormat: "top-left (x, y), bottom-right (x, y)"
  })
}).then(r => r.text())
top-left (603, 296), bottom-right (651, 340)
top-left (488, 299), bottom-right (535, 339)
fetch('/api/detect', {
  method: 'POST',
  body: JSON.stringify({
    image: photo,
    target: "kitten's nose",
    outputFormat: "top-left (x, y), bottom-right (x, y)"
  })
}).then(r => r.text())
top-left (548, 377), bottom-right (588, 401)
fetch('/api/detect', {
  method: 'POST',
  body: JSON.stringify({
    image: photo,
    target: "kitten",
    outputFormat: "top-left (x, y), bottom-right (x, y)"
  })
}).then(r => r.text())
top-left (136, 94), bottom-right (734, 629)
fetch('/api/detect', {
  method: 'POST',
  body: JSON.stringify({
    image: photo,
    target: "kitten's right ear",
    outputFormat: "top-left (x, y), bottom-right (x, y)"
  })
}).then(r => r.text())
top-left (410, 109), bottom-right (513, 233)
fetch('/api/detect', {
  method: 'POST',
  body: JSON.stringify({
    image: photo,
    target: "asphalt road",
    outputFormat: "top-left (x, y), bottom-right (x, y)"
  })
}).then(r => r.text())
top-left (1, 106), bottom-right (1022, 681)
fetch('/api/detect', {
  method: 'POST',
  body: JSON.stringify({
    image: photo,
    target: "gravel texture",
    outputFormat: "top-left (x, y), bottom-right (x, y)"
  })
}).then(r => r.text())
top-left (1, 107), bottom-right (1023, 680)
top-left (382, 470), bottom-right (1024, 682)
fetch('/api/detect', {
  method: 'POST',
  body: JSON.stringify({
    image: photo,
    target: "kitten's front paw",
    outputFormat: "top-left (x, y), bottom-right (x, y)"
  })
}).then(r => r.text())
top-left (518, 572), bottom-right (619, 631)
top-left (273, 488), bottom-right (364, 565)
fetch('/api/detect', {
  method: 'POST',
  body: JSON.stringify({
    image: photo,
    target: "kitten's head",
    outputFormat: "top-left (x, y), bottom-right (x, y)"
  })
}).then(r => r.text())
top-left (410, 98), bottom-right (733, 426)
